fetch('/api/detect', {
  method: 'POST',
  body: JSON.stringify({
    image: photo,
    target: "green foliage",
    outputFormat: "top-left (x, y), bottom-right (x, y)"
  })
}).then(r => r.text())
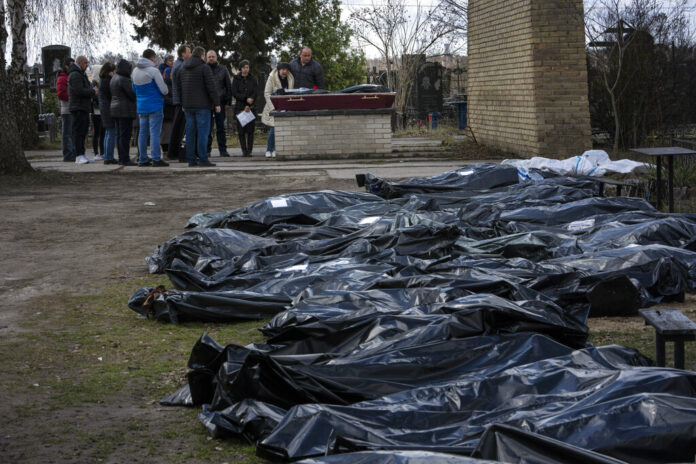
top-left (123, 0), bottom-right (293, 71)
top-left (278, 0), bottom-right (365, 90)
top-left (42, 88), bottom-right (60, 118)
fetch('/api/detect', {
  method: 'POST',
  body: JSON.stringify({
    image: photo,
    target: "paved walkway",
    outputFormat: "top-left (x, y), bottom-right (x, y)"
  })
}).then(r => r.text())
top-left (27, 146), bottom-right (500, 181)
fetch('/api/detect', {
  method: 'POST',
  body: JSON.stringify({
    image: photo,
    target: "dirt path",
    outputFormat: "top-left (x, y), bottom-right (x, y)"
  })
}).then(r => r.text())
top-left (0, 170), bottom-right (357, 463)
top-left (0, 170), bottom-right (355, 328)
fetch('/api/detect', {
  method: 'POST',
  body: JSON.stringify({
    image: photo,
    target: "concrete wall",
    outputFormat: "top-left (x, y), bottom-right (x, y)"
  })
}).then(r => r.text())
top-left (275, 110), bottom-right (392, 159)
top-left (468, 0), bottom-right (592, 157)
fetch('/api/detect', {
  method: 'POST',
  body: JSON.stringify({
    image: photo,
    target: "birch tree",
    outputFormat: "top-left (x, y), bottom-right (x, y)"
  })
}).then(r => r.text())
top-left (0, 0), bottom-right (32, 174)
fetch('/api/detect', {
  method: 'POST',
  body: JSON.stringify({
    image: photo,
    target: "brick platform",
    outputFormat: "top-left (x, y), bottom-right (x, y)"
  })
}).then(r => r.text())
top-left (274, 109), bottom-right (393, 159)
top-left (468, 0), bottom-right (592, 157)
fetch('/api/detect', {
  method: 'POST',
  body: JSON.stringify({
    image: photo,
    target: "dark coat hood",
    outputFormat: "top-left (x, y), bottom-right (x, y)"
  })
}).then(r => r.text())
top-left (184, 56), bottom-right (205, 70)
top-left (116, 59), bottom-right (133, 77)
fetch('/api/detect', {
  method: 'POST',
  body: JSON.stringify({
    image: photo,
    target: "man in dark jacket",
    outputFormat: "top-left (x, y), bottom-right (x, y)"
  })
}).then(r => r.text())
top-left (231, 60), bottom-right (258, 157)
top-left (56, 57), bottom-right (75, 161)
top-left (174, 46), bottom-right (220, 167)
top-left (169, 44), bottom-right (191, 162)
top-left (68, 56), bottom-right (97, 163)
top-left (109, 59), bottom-right (138, 166)
top-left (206, 50), bottom-right (233, 157)
top-left (289, 47), bottom-right (325, 90)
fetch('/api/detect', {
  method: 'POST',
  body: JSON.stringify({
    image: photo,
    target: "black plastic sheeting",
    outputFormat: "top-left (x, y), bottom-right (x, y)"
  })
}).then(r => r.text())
top-left (129, 164), bottom-right (696, 463)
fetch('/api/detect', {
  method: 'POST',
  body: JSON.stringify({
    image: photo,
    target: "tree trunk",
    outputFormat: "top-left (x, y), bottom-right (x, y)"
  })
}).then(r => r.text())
top-left (609, 90), bottom-right (620, 154)
top-left (8, 0), bottom-right (39, 150)
top-left (0, 0), bottom-right (33, 175)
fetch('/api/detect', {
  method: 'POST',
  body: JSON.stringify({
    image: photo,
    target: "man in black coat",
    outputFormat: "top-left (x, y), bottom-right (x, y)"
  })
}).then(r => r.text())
top-left (174, 46), bottom-right (220, 167)
top-left (68, 56), bottom-right (97, 162)
top-left (169, 44), bottom-right (192, 162)
top-left (231, 60), bottom-right (258, 157)
top-left (206, 50), bottom-right (233, 157)
top-left (289, 47), bottom-right (326, 90)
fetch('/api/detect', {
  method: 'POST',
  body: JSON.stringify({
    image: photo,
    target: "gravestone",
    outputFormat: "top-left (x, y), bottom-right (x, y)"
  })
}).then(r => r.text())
top-left (41, 45), bottom-right (71, 90)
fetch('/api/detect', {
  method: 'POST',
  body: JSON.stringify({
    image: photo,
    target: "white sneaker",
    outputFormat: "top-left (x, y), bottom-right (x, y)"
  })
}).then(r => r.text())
top-left (265, 151), bottom-right (272, 158)
top-left (93, 154), bottom-right (103, 161)
top-left (271, 151), bottom-right (277, 158)
top-left (75, 155), bottom-right (90, 164)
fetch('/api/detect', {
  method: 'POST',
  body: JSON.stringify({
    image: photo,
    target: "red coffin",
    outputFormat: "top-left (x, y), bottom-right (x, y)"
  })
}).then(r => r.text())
top-left (271, 92), bottom-right (395, 111)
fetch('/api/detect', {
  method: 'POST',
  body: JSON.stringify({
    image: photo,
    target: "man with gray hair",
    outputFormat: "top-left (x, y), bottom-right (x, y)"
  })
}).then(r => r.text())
top-left (289, 46), bottom-right (325, 89)
top-left (68, 55), bottom-right (97, 163)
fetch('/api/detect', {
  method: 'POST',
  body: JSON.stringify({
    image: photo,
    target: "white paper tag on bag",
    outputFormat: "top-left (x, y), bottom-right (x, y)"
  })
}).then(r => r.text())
top-left (567, 219), bottom-right (595, 231)
top-left (283, 264), bottom-right (308, 272)
top-left (269, 198), bottom-right (289, 208)
top-left (358, 216), bottom-right (380, 225)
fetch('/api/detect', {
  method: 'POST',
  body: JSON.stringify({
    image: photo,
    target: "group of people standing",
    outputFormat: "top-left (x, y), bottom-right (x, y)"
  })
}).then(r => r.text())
top-left (56, 45), bottom-right (325, 166)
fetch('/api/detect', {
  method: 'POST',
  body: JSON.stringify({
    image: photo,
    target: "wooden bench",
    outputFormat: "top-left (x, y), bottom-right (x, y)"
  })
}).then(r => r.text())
top-left (596, 178), bottom-right (640, 197)
top-left (639, 308), bottom-right (696, 370)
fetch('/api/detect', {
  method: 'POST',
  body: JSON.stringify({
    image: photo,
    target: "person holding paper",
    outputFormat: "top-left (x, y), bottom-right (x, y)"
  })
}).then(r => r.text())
top-left (231, 60), bottom-right (258, 157)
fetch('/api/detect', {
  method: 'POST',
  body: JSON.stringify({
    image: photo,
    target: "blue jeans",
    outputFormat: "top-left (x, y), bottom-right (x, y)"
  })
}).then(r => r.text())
top-left (61, 113), bottom-right (74, 160)
top-left (266, 126), bottom-right (275, 152)
top-left (103, 127), bottom-right (116, 161)
top-left (138, 109), bottom-right (163, 163)
top-left (185, 108), bottom-right (211, 164)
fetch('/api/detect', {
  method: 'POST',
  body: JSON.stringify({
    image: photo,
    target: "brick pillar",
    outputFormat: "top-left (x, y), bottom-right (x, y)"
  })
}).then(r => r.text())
top-left (468, 0), bottom-right (592, 157)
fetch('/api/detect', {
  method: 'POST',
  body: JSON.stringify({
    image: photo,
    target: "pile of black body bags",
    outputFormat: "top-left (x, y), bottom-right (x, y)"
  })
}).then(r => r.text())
top-left (129, 164), bottom-right (696, 463)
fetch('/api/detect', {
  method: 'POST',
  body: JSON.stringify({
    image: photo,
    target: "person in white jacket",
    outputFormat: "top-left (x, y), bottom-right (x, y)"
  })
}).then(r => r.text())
top-left (262, 62), bottom-right (294, 158)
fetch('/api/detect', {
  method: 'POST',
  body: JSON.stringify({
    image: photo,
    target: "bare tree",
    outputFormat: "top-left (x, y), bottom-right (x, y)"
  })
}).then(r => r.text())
top-left (1, 0), bottom-right (32, 174)
top-left (7, 0), bottom-right (39, 150)
top-left (585, 0), bottom-right (689, 152)
top-left (1, 0), bottom-right (123, 175)
top-left (350, 0), bottom-right (464, 128)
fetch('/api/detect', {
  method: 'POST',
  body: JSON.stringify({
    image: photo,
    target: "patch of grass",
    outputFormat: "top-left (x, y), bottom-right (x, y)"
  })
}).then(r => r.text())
top-left (0, 276), bottom-right (271, 462)
top-left (36, 139), bottom-right (63, 151)
top-left (589, 324), bottom-right (696, 370)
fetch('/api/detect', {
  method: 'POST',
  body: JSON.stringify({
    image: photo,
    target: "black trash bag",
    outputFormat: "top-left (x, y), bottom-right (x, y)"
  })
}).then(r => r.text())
top-left (207, 333), bottom-right (574, 411)
top-left (146, 228), bottom-right (277, 274)
top-left (185, 190), bottom-right (384, 232)
top-left (128, 286), bottom-right (291, 324)
top-left (199, 399), bottom-right (287, 442)
top-left (256, 346), bottom-right (696, 461)
top-left (261, 293), bottom-right (588, 353)
top-left (361, 164), bottom-right (521, 199)
top-left (472, 424), bottom-right (628, 464)
top-left (339, 84), bottom-right (391, 94)
top-left (297, 450), bottom-right (504, 463)
top-left (164, 257), bottom-right (394, 294)
top-left (159, 384), bottom-right (193, 406)
top-left (497, 196), bottom-right (655, 227)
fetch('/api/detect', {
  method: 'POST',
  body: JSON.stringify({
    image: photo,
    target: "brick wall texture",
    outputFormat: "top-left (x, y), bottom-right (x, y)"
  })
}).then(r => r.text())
top-left (468, 0), bottom-right (592, 157)
top-left (275, 113), bottom-right (392, 158)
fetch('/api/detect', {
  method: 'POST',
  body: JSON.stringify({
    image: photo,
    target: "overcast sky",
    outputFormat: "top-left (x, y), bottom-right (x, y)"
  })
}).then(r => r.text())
top-left (16, 0), bottom-right (696, 65)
